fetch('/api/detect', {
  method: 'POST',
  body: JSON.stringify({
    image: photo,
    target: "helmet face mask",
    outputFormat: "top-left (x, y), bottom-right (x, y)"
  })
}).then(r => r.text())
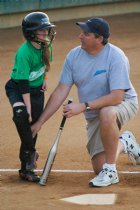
top-left (47, 28), bottom-right (56, 43)
top-left (22, 12), bottom-right (55, 44)
top-left (35, 28), bottom-right (56, 47)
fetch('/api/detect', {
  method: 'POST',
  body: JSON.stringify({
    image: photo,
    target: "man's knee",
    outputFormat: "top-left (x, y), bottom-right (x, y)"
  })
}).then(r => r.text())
top-left (99, 107), bottom-right (117, 123)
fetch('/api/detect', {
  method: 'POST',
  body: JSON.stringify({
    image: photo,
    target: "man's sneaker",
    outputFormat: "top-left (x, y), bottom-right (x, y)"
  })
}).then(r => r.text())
top-left (26, 151), bottom-right (39, 171)
top-left (19, 170), bottom-right (40, 183)
top-left (119, 131), bottom-right (140, 165)
top-left (89, 167), bottom-right (119, 187)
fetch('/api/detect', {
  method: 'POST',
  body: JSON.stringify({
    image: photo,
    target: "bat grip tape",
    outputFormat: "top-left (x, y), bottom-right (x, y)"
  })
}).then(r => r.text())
top-left (60, 99), bottom-right (72, 129)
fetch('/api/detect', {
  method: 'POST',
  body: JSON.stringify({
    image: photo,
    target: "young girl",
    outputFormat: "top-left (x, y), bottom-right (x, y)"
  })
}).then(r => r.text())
top-left (5, 11), bottom-right (56, 182)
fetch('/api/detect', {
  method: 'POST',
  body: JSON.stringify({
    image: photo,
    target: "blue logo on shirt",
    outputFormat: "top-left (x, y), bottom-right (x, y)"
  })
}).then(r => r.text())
top-left (94, 70), bottom-right (107, 76)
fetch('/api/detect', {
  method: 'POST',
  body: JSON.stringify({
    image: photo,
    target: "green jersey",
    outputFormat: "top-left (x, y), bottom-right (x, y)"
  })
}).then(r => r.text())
top-left (11, 41), bottom-right (52, 87)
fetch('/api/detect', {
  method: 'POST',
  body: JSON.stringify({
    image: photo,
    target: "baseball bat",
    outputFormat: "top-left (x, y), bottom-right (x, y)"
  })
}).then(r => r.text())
top-left (39, 98), bottom-right (72, 186)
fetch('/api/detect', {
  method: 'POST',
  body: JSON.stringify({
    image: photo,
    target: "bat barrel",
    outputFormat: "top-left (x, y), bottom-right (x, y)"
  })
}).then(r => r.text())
top-left (39, 98), bottom-right (73, 186)
top-left (39, 179), bottom-right (46, 186)
top-left (39, 176), bottom-right (47, 185)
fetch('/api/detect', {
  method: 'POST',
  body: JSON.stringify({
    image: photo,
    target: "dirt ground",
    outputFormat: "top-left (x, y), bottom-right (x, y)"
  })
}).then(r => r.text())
top-left (0, 13), bottom-right (140, 210)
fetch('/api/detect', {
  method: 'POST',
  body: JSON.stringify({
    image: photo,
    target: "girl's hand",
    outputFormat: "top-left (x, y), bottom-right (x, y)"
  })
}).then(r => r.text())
top-left (28, 114), bottom-right (32, 123)
top-left (41, 79), bottom-right (48, 92)
top-left (26, 107), bottom-right (32, 122)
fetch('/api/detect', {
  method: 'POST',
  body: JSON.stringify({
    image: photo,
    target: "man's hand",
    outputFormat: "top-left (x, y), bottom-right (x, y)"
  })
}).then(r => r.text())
top-left (31, 121), bottom-right (42, 138)
top-left (63, 102), bottom-right (85, 118)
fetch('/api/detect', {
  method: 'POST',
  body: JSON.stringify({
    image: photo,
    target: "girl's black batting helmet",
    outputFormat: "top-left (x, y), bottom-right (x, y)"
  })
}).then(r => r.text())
top-left (22, 11), bottom-right (55, 41)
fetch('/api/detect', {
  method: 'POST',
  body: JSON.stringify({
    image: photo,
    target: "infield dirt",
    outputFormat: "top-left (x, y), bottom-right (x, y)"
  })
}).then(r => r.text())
top-left (0, 13), bottom-right (140, 210)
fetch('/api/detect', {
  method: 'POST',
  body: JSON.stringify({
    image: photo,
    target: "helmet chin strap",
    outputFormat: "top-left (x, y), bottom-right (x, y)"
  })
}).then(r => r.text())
top-left (33, 39), bottom-right (51, 48)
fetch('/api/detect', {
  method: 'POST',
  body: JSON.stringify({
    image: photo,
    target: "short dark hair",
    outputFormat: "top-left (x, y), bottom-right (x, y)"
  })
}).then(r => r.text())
top-left (94, 33), bottom-right (108, 45)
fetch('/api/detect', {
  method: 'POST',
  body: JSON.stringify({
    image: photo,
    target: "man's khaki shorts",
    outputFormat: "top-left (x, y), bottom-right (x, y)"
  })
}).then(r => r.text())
top-left (86, 100), bottom-right (138, 159)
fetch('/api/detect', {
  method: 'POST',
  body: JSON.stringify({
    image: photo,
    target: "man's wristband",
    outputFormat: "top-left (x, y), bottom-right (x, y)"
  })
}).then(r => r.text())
top-left (85, 102), bottom-right (91, 112)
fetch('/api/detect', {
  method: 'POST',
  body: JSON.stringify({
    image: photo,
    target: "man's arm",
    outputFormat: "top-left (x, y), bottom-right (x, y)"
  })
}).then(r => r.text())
top-left (63, 90), bottom-right (125, 117)
top-left (87, 89), bottom-right (125, 110)
top-left (31, 83), bottom-right (71, 136)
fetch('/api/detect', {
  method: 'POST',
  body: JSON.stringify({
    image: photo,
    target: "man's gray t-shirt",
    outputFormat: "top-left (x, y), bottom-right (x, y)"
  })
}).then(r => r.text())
top-left (60, 43), bottom-right (138, 119)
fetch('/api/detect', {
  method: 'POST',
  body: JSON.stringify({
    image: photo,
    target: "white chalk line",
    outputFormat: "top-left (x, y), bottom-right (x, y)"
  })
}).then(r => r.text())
top-left (0, 169), bottom-right (140, 174)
